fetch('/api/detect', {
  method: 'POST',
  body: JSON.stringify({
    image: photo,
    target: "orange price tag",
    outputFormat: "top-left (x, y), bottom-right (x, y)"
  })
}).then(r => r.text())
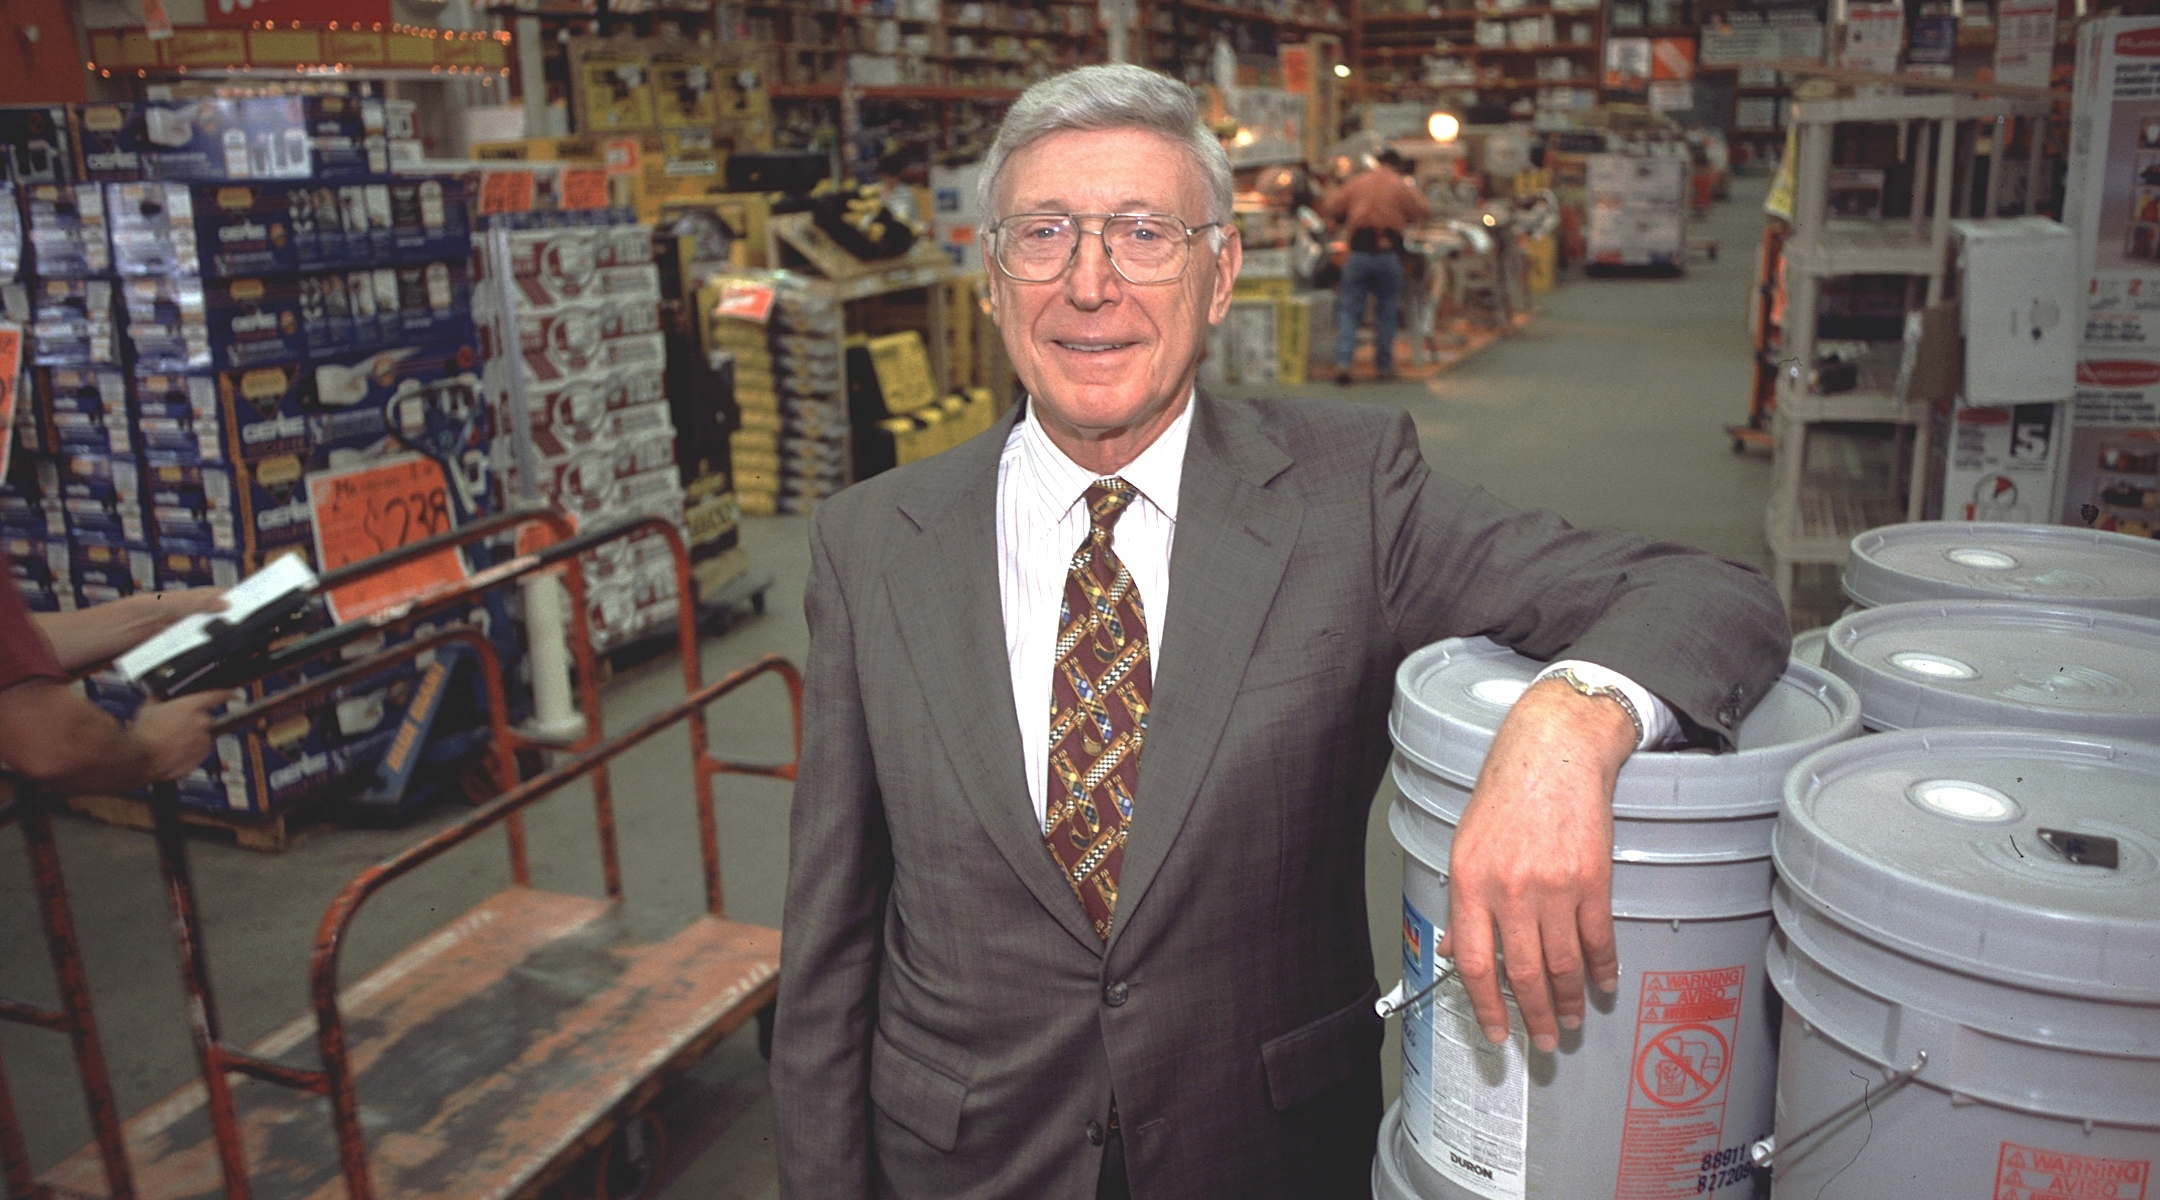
top-left (0, 324), bottom-right (20, 477)
top-left (716, 280), bottom-right (776, 324)
top-left (560, 168), bottom-right (610, 211)
top-left (479, 170), bottom-right (537, 216)
top-left (309, 455), bottom-right (468, 622)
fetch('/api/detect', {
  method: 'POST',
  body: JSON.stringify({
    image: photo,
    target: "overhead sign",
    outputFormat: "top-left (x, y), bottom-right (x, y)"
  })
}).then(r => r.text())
top-left (205, 0), bottom-right (392, 28)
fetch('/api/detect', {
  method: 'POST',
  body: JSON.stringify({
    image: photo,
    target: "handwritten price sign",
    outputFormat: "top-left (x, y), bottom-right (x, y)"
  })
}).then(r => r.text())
top-left (310, 454), bottom-right (468, 621)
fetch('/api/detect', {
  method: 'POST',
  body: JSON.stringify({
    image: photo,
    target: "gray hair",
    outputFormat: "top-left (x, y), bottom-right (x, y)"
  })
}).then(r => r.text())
top-left (974, 64), bottom-right (1235, 238)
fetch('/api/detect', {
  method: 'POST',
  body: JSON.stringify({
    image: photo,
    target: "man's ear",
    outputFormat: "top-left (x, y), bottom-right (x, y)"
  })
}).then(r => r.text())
top-left (1206, 226), bottom-right (1243, 327)
top-left (979, 240), bottom-right (1002, 326)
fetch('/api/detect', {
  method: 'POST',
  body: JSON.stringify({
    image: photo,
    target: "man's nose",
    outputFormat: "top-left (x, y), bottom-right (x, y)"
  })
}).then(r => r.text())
top-left (1064, 227), bottom-right (1121, 308)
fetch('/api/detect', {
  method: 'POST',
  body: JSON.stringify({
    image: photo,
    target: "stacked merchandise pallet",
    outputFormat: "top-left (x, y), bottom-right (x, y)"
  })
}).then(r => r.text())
top-left (0, 96), bottom-right (495, 819)
top-left (478, 211), bottom-right (690, 654)
top-left (712, 275), bottom-right (846, 517)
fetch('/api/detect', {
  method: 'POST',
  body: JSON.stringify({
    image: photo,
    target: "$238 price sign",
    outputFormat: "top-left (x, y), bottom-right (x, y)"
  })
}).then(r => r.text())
top-left (310, 455), bottom-right (468, 621)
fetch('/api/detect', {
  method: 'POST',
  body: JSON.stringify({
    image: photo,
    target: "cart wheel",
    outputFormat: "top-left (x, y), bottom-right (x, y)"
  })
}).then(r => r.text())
top-left (589, 1111), bottom-right (668, 1200)
top-left (757, 999), bottom-right (777, 1060)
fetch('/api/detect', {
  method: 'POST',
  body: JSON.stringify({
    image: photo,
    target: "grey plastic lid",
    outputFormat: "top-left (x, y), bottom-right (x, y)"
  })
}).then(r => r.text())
top-left (1826, 601), bottom-right (2160, 739)
top-left (1844, 522), bottom-right (2160, 616)
top-left (1388, 637), bottom-right (1861, 818)
top-left (1776, 728), bottom-right (2160, 999)
top-left (1790, 627), bottom-right (1828, 668)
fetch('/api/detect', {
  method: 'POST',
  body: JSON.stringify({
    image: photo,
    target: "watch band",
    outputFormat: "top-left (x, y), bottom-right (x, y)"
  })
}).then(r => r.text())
top-left (1544, 665), bottom-right (1647, 749)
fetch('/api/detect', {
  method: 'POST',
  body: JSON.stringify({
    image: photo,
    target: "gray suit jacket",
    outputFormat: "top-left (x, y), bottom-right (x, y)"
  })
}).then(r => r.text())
top-left (772, 393), bottom-right (1788, 1200)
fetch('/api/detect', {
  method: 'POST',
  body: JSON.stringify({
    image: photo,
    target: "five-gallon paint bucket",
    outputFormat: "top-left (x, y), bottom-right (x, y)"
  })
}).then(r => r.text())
top-left (1843, 522), bottom-right (2160, 616)
top-left (1377, 638), bottom-right (1861, 1200)
top-left (1765, 728), bottom-right (2160, 1198)
top-left (1789, 629), bottom-right (1828, 669)
top-left (1822, 600), bottom-right (2160, 739)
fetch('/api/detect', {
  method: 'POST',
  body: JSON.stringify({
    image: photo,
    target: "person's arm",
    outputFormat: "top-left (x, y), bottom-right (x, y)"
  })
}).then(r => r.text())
top-left (0, 680), bottom-right (232, 793)
top-left (771, 510), bottom-right (893, 1200)
top-left (32, 589), bottom-right (228, 674)
top-left (1366, 407), bottom-right (1787, 1051)
top-left (1399, 174), bottom-right (1432, 224)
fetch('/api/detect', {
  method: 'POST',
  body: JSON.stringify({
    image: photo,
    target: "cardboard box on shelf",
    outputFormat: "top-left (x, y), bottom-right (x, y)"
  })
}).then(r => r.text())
top-left (24, 183), bottom-right (110, 276)
top-left (73, 96), bottom-right (387, 184)
top-left (1926, 398), bottom-right (2066, 522)
top-left (2062, 356), bottom-right (2160, 537)
top-left (2065, 15), bottom-right (2160, 356)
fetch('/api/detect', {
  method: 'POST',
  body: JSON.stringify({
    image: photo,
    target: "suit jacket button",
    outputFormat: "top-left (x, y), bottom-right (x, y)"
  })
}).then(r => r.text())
top-left (1086, 1120), bottom-right (1105, 1147)
top-left (1104, 981), bottom-right (1129, 1007)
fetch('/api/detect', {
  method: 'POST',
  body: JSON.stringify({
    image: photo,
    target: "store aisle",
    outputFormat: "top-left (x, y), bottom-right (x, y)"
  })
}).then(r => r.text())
top-left (0, 183), bottom-right (1775, 1200)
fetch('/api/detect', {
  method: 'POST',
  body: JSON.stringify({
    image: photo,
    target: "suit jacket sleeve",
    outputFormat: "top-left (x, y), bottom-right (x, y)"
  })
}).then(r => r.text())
top-left (772, 508), bottom-right (894, 1199)
top-left (1368, 409), bottom-right (1790, 743)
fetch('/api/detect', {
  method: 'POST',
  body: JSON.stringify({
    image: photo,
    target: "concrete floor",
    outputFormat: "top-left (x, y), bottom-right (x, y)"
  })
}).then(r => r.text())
top-left (0, 177), bottom-right (1778, 1198)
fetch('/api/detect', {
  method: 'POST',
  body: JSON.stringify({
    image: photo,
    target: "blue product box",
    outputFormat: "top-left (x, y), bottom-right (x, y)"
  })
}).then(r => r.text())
top-left (386, 177), bottom-right (470, 262)
top-left (309, 334), bottom-right (485, 457)
top-left (0, 106), bottom-right (72, 187)
top-left (289, 183), bottom-right (350, 270)
top-left (216, 359), bottom-right (311, 462)
top-left (194, 183), bottom-right (299, 277)
top-left (204, 274), bottom-right (307, 369)
top-left (0, 459), bottom-right (65, 538)
top-left (41, 365), bottom-right (127, 420)
top-left (51, 408), bottom-right (131, 457)
top-left (143, 461), bottom-right (240, 556)
top-left (23, 183), bottom-right (109, 276)
top-left (297, 270), bottom-right (358, 357)
top-left (71, 540), bottom-right (155, 607)
top-left (121, 275), bottom-right (212, 371)
top-left (387, 261), bottom-right (473, 342)
top-left (81, 666), bottom-right (144, 722)
top-left (343, 267), bottom-right (396, 348)
top-left (27, 278), bottom-right (120, 368)
top-left (105, 182), bottom-right (202, 277)
top-left (73, 97), bottom-right (384, 185)
top-left (151, 546), bottom-right (244, 591)
top-left (135, 370), bottom-right (229, 464)
top-left (62, 494), bottom-right (149, 550)
top-left (15, 580), bottom-right (68, 613)
top-left (231, 452), bottom-right (313, 556)
top-left (4, 533), bottom-right (70, 590)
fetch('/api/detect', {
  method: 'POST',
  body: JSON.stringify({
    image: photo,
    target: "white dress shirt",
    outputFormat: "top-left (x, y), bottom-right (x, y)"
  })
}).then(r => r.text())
top-left (994, 395), bottom-right (1676, 831)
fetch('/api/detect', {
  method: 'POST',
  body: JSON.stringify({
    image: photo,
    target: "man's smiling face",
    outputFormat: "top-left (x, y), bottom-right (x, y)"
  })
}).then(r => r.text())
top-left (984, 126), bottom-right (1241, 470)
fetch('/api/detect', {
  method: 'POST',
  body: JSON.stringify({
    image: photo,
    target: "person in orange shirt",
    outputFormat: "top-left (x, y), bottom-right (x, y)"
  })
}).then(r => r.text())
top-left (1322, 149), bottom-right (1432, 384)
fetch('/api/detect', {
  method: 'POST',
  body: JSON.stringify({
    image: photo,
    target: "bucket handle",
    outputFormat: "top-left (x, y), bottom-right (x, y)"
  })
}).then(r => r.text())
top-left (1749, 1050), bottom-right (1928, 1171)
top-left (1376, 959), bottom-right (1459, 1020)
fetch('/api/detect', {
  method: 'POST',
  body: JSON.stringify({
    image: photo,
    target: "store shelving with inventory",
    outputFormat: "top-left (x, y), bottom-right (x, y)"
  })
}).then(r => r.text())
top-left (1141, 0), bottom-right (1348, 86)
top-left (1350, 4), bottom-right (1603, 101)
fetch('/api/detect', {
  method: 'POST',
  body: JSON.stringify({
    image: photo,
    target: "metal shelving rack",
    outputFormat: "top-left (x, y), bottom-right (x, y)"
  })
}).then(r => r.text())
top-left (1763, 87), bottom-right (2054, 606)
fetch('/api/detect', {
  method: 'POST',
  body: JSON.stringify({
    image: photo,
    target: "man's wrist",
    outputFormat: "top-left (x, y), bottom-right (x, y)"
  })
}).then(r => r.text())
top-left (1533, 660), bottom-right (1670, 751)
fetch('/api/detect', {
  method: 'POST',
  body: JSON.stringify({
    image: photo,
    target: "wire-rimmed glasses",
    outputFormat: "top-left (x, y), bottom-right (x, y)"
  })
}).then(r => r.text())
top-left (988, 212), bottom-right (1224, 285)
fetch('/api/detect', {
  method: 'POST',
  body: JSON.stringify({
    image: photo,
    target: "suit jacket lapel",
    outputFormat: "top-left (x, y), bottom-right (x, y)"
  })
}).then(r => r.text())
top-left (1109, 392), bottom-right (1300, 952)
top-left (884, 409), bottom-right (1105, 953)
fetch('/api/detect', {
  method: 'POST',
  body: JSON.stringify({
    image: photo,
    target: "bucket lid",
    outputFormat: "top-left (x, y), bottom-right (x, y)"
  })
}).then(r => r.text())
top-left (1844, 522), bottom-right (2160, 615)
top-left (1776, 729), bottom-right (2160, 998)
top-left (1790, 627), bottom-right (1829, 668)
top-left (1389, 638), bottom-right (1860, 818)
top-left (1826, 601), bottom-right (2160, 739)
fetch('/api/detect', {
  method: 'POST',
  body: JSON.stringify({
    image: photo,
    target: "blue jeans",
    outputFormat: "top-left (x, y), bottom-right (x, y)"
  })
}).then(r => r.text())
top-left (1336, 250), bottom-right (1405, 375)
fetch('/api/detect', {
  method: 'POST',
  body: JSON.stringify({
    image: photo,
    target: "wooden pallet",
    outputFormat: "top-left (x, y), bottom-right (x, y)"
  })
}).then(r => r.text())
top-left (61, 792), bottom-right (321, 853)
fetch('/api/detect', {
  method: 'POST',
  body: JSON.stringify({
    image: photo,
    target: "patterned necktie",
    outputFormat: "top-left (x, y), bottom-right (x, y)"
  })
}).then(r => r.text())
top-left (1044, 477), bottom-right (1152, 941)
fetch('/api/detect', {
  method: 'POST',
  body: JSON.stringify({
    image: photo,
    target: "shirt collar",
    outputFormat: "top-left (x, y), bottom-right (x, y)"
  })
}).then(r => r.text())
top-left (1019, 389), bottom-right (1192, 524)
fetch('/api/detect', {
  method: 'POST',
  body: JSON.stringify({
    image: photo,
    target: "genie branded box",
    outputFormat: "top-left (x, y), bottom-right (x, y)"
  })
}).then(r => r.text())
top-left (0, 106), bottom-right (73, 187)
top-left (135, 370), bottom-right (229, 464)
top-left (72, 96), bottom-right (387, 184)
top-left (27, 277), bottom-right (120, 367)
top-left (23, 184), bottom-right (109, 276)
top-left (106, 182), bottom-right (202, 276)
top-left (204, 274), bottom-right (309, 369)
top-left (70, 541), bottom-right (155, 608)
top-left (142, 461), bottom-right (241, 556)
top-left (121, 275), bottom-right (211, 370)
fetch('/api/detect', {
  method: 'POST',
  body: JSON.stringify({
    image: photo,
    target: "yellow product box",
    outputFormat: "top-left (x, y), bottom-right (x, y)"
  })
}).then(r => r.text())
top-left (868, 332), bottom-right (939, 415)
top-left (1234, 277), bottom-right (1294, 303)
top-left (738, 490), bottom-right (777, 517)
top-left (651, 50), bottom-right (720, 128)
top-left (1524, 233), bottom-right (1556, 294)
top-left (737, 407), bottom-right (782, 434)
top-left (1276, 295), bottom-right (1310, 386)
top-left (571, 45), bottom-right (656, 132)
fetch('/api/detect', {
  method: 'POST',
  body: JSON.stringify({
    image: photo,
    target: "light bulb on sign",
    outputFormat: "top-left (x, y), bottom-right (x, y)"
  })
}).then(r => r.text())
top-left (1428, 112), bottom-right (1460, 143)
top-left (1332, 63), bottom-right (1350, 78)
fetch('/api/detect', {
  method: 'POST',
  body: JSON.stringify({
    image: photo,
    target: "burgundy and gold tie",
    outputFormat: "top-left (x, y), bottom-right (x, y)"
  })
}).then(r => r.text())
top-left (1044, 478), bottom-right (1152, 941)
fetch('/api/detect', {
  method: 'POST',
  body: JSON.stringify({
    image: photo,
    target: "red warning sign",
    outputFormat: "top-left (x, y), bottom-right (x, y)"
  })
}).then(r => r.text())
top-left (1614, 967), bottom-right (1747, 1200)
top-left (1996, 1142), bottom-right (2150, 1200)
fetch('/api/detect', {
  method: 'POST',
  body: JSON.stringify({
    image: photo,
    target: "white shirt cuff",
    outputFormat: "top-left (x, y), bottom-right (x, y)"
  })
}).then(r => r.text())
top-left (1533, 659), bottom-right (1680, 751)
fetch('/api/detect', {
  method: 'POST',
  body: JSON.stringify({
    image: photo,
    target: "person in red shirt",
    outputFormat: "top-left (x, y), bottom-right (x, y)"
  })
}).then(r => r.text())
top-left (1321, 149), bottom-right (1432, 383)
top-left (0, 574), bottom-right (232, 793)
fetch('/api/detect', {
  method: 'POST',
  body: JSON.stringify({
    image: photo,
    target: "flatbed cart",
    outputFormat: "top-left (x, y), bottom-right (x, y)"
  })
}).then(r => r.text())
top-left (19, 511), bottom-right (802, 1200)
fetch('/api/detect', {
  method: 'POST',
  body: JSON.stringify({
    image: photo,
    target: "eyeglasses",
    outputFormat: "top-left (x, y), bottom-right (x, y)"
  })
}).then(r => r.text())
top-left (989, 212), bottom-right (1225, 285)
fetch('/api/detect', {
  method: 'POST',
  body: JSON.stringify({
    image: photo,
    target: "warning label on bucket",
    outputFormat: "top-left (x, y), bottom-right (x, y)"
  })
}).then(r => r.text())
top-left (1995, 1142), bottom-right (2150, 1200)
top-left (1613, 966), bottom-right (1746, 1200)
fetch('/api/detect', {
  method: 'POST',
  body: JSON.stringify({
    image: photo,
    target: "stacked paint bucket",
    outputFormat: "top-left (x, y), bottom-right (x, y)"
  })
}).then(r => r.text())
top-left (1755, 521), bottom-right (2160, 1197)
top-left (1374, 638), bottom-right (1861, 1199)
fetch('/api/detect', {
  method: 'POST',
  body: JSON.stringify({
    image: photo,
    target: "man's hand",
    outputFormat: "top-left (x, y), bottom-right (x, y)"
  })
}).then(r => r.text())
top-left (129, 691), bottom-right (236, 782)
top-left (32, 588), bottom-right (231, 673)
top-left (1436, 678), bottom-right (1636, 1052)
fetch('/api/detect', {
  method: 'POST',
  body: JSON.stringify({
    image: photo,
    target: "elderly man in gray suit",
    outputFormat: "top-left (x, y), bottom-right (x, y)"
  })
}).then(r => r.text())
top-left (771, 63), bottom-right (1787, 1200)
